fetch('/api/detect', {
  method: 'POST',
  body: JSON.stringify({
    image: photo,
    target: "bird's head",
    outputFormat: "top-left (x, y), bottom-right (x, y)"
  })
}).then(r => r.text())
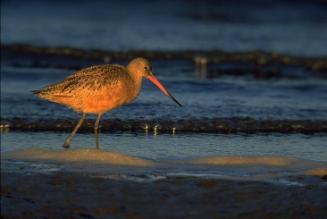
top-left (127, 57), bottom-right (182, 107)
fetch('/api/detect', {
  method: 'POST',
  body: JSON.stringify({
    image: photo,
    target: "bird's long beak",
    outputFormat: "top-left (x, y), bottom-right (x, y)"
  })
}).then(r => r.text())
top-left (147, 75), bottom-right (182, 107)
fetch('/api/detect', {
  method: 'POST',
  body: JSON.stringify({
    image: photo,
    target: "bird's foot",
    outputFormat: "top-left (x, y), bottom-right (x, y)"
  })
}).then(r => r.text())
top-left (63, 142), bottom-right (70, 149)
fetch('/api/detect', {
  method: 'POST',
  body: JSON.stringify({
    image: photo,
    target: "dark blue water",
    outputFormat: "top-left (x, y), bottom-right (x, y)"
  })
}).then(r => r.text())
top-left (2, 0), bottom-right (327, 56)
top-left (2, 65), bottom-right (327, 121)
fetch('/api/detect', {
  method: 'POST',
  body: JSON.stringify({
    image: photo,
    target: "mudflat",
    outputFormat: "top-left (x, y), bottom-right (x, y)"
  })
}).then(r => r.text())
top-left (2, 170), bottom-right (327, 219)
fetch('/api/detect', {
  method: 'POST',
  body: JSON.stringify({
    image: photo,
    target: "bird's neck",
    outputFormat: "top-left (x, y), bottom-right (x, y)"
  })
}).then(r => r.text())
top-left (127, 69), bottom-right (143, 99)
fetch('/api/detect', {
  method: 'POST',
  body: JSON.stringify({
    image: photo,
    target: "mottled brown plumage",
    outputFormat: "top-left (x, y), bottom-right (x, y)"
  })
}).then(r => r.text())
top-left (34, 58), bottom-right (181, 149)
top-left (35, 64), bottom-right (141, 113)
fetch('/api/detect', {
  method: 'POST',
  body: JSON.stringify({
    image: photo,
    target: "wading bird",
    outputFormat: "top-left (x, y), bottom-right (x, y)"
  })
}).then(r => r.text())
top-left (34, 58), bottom-right (182, 149)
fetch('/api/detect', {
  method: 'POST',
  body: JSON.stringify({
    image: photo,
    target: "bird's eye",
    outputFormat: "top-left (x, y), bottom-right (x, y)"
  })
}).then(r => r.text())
top-left (144, 67), bottom-right (148, 70)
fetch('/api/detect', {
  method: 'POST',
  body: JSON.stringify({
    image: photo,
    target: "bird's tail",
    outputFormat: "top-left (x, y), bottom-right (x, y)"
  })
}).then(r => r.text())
top-left (32, 89), bottom-right (51, 99)
top-left (32, 88), bottom-right (73, 108)
top-left (32, 90), bottom-right (40, 94)
top-left (32, 89), bottom-right (43, 97)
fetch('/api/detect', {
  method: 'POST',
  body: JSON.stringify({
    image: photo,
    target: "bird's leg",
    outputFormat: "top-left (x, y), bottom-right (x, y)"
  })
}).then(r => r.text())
top-left (94, 114), bottom-right (102, 149)
top-left (63, 113), bottom-right (86, 149)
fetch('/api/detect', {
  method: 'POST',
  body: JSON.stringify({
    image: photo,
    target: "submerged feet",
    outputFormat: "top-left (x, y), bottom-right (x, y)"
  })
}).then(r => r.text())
top-left (63, 138), bottom-right (99, 149)
top-left (63, 141), bottom-right (70, 149)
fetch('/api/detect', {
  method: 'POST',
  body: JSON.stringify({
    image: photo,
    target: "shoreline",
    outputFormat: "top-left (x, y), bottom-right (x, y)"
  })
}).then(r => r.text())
top-left (1, 118), bottom-right (327, 134)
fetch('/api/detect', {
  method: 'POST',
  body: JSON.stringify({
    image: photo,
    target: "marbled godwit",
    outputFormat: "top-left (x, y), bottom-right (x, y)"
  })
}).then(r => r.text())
top-left (33, 58), bottom-right (182, 149)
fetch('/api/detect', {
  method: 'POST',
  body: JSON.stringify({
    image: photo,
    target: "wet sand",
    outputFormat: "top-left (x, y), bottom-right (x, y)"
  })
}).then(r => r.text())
top-left (2, 170), bottom-right (327, 219)
top-left (2, 149), bottom-right (327, 219)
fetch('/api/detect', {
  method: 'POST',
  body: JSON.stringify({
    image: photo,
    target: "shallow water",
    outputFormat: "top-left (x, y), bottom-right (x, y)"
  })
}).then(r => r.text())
top-left (2, 132), bottom-right (327, 161)
top-left (1, 132), bottom-right (327, 183)
top-left (2, 66), bottom-right (327, 121)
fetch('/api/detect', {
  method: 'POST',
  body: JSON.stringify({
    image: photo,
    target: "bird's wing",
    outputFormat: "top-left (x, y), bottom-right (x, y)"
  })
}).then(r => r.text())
top-left (34, 64), bottom-right (130, 97)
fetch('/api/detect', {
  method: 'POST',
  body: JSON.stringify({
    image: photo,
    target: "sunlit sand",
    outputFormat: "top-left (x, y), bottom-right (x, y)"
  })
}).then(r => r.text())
top-left (3, 148), bottom-right (325, 169)
top-left (3, 148), bottom-right (154, 167)
top-left (304, 168), bottom-right (327, 176)
top-left (191, 155), bottom-right (306, 166)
